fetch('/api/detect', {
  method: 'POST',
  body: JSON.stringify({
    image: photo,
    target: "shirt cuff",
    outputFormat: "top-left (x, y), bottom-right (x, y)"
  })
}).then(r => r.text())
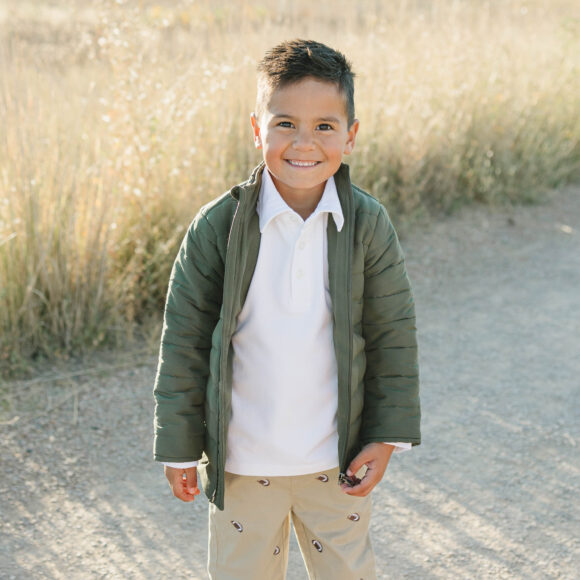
top-left (162, 461), bottom-right (198, 469)
top-left (384, 442), bottom-right (412, 453)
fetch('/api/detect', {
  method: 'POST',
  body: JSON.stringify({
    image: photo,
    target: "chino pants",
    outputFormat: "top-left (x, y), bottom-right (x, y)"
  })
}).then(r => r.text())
top-left (208, 467), bottom-right (376, 580)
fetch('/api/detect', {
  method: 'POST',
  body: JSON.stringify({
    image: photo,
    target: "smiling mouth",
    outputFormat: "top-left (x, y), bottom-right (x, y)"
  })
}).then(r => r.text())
top-left (286, 160), bottom-right (320, 167)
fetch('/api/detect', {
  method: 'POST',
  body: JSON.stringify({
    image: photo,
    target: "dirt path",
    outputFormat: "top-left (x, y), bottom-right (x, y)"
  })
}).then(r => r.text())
top-left (1, 187), bottom-right (579, 579)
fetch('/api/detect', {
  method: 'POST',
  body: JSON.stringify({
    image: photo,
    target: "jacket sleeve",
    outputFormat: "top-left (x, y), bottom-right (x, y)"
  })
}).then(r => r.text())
top-left (153, 210), bottom-right (225, 462)
top-left (360, 205), bottom-right (421, 446)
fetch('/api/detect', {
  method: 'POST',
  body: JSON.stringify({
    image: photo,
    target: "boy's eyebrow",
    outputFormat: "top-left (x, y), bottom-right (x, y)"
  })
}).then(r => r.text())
top-left (270, 114), bottom-right (342, 124)
top-left (317, 116), bottom-right (341, 124)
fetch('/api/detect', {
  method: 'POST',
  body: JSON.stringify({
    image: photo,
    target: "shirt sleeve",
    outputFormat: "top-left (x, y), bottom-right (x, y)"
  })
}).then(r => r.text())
top-left (162, 461), bottom-right (199, 469)
top-left (384, 442), bottom-right (412, 453)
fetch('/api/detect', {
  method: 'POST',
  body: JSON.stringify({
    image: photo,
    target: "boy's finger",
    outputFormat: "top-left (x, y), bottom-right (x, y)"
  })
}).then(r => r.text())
top-left (176, 479), bottom-right (197, 502)
top-left (342, 468), bottom-right (379, 497)
top-left (346, 450), bottom-right (370, 477)
top-left (184, 467), bottom-right (200, 495)
top-left (164, 466), bottom-right (197, 502)
top-left (347, 442), bottom-right (393, 476)
top-left (342, 476), bottom-right (374, 496)
top-left (175, 486), bottom-right (195, 502)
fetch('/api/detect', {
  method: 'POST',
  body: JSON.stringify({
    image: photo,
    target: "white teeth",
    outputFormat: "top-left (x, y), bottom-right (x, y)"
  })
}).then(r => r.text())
top-left (287, 160), bottom-right (318, 167)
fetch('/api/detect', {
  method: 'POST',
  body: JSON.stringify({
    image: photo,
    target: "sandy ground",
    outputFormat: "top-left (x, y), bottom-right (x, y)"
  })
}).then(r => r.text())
top-left (1, 187), bottom-right (579, 579)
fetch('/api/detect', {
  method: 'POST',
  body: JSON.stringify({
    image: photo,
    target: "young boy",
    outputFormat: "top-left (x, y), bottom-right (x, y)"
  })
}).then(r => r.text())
top-left (153, 39), bottom-right (420, 579)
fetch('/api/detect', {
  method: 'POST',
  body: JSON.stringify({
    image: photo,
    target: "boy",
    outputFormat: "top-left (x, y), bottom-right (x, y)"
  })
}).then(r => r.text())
top-left (153, 39), bottom-right (420, 579)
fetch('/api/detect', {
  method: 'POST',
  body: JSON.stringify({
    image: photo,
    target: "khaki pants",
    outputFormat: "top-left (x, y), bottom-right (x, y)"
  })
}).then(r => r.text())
top-left (208, 467), bottom-right (376, 580)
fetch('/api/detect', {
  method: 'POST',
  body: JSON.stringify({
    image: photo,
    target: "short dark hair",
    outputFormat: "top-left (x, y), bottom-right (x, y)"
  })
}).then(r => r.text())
top-left (256, 39), bottom-right (356, 126)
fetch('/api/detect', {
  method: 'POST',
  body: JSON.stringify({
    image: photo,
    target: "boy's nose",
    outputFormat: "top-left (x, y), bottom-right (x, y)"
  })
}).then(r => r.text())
top-left (292, 130), bottom-right (315, 151)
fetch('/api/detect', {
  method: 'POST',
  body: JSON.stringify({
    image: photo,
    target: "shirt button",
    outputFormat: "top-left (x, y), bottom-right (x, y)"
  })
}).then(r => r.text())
top-left (298, 241), bottom-right (306, 250)
top-left (296, 270), bottom-right (304, 279)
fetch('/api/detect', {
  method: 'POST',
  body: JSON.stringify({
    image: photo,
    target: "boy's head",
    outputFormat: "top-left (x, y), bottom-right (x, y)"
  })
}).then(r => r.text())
top-left (251, 40), bottom-right (359, 209)
top-left (256, 39), bottom-right (356, 128)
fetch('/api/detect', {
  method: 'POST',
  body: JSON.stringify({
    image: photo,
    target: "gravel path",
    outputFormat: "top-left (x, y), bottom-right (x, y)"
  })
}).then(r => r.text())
top-left (1, 187), bottom-right (579, 579)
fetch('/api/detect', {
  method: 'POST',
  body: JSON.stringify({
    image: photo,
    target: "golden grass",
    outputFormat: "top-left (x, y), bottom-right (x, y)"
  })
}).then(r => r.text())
top-left (1, 0), bottom-right (579, 373)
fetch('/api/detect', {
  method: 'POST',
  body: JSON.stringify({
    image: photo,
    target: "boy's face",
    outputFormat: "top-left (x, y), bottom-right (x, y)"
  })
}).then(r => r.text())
top-left (251, 78), bottom-right (359, 206)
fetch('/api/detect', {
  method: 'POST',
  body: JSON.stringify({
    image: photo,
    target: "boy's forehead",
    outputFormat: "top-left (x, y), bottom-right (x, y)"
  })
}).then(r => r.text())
top-left (261, 78), bottom-right (349, 120)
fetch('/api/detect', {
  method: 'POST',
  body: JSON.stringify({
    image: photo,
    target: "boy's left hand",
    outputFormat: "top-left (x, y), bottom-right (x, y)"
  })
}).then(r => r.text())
top-left (341, 443), bottom-right (395, 497)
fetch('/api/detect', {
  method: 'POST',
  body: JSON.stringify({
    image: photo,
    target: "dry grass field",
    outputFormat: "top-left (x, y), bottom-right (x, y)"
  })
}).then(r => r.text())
top-left (0, 0), bottom-right (579, 373)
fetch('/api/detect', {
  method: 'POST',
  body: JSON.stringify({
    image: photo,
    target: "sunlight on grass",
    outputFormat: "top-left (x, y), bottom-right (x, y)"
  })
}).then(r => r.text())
top-left (0, 0), bottom-right (578, 372)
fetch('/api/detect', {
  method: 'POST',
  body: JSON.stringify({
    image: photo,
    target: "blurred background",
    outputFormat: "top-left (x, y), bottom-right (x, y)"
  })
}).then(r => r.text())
top-left (1, 0), bottom-right (579, 374)
top-left (1, 3), bottom-right (579, 579)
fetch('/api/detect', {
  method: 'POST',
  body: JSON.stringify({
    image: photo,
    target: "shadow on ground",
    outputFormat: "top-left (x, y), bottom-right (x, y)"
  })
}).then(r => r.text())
top-left (1, 187), bottom-right (579, 579)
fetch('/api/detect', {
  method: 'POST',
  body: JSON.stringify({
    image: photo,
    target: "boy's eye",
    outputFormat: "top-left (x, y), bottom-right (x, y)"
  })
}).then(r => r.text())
top-left (317, 123), bottom-right (333, 131)
top-left (277, 121), bottom-right (294, 128)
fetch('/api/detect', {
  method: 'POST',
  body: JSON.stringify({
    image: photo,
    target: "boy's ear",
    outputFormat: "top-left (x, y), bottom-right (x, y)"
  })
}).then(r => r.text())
top-left (250, 113), bottom-right (262, 150)
top-left (343, 119), bottom-right (360, 155)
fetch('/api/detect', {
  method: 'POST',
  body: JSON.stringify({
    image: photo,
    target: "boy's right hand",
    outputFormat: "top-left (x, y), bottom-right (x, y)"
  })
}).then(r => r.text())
top-left (164, 466), bottom-right (200, 502)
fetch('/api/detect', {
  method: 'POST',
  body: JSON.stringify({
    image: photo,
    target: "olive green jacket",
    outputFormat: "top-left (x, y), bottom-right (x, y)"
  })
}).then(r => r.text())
top-left (153, 163), bottom-right (420, 510)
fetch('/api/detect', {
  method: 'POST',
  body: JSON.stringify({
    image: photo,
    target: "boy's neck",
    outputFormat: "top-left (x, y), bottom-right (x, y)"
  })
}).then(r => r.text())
top-left (269, 172), bottom-right (326, 221)
top-left (283, 192), bottom-right (324, 221)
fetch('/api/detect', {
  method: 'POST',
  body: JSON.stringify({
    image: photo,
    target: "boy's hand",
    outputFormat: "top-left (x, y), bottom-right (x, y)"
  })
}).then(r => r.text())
top-left (341, 443), bottom-right (395, 497)
top-left (164, 466), bottom-right (201, 502)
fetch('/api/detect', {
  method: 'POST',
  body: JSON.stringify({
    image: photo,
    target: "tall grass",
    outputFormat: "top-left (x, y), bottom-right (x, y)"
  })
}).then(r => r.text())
top-left (1, 0), bottom-right (579, 373)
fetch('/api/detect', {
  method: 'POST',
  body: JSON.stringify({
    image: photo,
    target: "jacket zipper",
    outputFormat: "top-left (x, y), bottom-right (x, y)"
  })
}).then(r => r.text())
top-left (340, 192), bottom-right (354, 475)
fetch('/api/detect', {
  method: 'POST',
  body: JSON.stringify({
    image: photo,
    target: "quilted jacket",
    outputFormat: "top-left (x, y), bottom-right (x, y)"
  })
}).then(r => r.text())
top-left (153, 163), bottom-right (420, 510)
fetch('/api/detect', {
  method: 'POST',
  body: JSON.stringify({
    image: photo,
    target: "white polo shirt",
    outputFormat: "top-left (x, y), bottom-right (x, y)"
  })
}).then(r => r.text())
top-left (226, 170), bottom-right (343, 475)
top-left (164, 170), bottom-right (410, 472)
